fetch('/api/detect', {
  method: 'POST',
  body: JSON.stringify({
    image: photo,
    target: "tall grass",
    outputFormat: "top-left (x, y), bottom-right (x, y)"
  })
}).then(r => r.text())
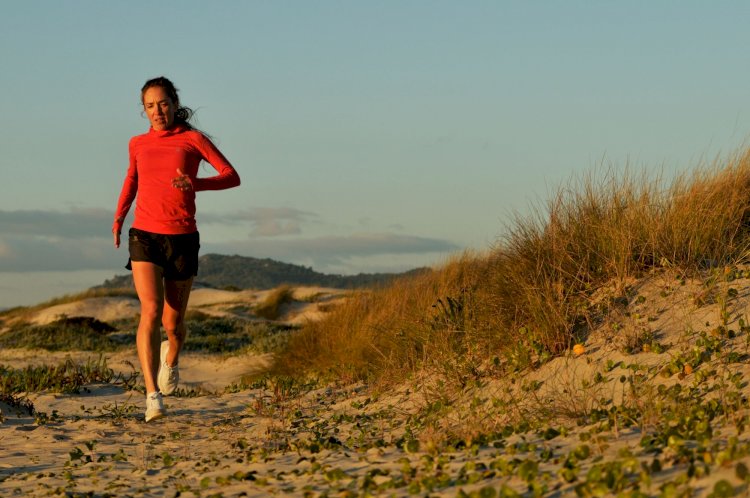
top-left (274, 254), bottom-right (491, 383)
top-left (274, 151), bottom-right (750, 385)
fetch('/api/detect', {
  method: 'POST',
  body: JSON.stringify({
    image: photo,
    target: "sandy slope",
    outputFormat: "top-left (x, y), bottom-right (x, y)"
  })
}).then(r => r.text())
top-left (29, 296), bottom-right (142, 326)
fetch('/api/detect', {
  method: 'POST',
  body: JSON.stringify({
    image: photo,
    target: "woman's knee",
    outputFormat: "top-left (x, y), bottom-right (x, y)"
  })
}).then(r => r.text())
top-left (165, 327), bottom-right (187, 342)
top-left (162, 313), bottom-right (186, 337)
top-left (139, 302), bottom-right (163, 325)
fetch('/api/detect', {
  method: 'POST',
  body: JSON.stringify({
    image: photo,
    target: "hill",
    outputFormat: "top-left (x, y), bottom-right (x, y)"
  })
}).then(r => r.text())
top-left (95, 253), bottom-right (428, 290)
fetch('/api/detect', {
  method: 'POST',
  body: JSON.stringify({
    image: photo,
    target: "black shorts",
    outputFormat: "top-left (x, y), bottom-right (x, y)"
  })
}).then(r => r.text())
top-left (126, 228), bottom-right (200, 281)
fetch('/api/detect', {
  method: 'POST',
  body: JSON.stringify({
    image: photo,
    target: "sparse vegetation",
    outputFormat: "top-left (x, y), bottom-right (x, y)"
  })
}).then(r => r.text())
top-left (0, 356), bottom-right (136, 395)
top-left (184, 316), bottom-right (291, 354)
top-left (0, 313), bottom-right (290, 356)
top-left (0, 316), bottom-right (120, 351)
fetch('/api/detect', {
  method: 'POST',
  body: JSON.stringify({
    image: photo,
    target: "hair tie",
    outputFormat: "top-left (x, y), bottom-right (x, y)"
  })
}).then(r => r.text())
top-left (176, 108), bottom-right (191, 122)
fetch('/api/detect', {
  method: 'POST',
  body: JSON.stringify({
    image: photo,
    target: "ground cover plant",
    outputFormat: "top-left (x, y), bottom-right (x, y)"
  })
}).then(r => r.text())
top-left (0, 316), bottom-right (120, 351)
top-left (0, 356), bottom-right (136, 396)
top-left (180, 312), bottom-right (293, 354)
top-left (5, 333), bottom-right (750, 497)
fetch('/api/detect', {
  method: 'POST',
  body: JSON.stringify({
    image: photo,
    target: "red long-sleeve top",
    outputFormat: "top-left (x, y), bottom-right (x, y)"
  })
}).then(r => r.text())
top-left (113, 125), bottom-right (240, 235)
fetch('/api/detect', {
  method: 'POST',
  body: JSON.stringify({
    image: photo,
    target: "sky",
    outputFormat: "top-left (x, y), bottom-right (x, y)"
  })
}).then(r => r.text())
top-left (3, 1), bottom-right (750, 307)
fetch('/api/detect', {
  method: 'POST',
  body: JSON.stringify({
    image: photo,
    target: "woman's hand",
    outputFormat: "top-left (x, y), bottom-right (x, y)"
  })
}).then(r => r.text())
top-left (171, 168), bottom-right (193, 192)
top-left (113, 230), bottom-right (121, 248)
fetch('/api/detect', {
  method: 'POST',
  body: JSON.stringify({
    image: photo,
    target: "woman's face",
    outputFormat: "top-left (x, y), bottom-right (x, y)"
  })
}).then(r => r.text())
top-left (142, 86), bottom-right (176, 131)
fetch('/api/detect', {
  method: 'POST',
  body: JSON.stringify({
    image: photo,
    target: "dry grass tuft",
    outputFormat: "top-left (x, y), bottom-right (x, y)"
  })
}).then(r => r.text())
top-left (255, 285), bottom-right (295, 320)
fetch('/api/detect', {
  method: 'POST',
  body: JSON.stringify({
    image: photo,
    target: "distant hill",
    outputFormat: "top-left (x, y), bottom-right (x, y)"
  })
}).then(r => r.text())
top-left (95, 253), bottom-right (429, 290)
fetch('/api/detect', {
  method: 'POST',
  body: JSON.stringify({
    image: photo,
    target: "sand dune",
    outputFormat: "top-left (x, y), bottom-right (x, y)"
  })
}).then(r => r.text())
top-left (24, 286), bottom-right (349, 326)
top-left (30, 296), bottom-right (141, 325)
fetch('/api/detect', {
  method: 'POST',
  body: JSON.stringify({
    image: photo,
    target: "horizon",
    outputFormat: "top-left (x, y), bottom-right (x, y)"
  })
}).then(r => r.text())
top-left (3, 2), bottom-right (750, 307)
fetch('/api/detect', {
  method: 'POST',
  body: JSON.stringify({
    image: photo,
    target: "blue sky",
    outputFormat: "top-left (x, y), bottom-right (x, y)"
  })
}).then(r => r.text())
top-left (2, 1), bottom-right (750, 306)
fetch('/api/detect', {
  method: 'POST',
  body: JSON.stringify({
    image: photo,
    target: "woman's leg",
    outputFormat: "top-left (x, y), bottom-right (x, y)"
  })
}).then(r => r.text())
top-left (162, 277), bottom-right (193, 366)
top-left (131, 261), bottom-right (164, 394)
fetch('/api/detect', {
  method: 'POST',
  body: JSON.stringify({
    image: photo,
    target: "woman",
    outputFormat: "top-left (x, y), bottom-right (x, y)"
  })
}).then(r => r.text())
top-left (113, 76), bottom-right (240, 422)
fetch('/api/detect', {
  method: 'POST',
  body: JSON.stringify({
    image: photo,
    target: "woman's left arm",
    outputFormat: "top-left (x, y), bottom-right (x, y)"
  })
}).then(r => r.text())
top-left (192, 134), bottom-right (241, 191)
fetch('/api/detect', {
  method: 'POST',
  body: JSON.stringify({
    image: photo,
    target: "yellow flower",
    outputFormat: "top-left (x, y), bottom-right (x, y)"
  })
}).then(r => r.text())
top-left (572, 344), bottom-right (585, 356)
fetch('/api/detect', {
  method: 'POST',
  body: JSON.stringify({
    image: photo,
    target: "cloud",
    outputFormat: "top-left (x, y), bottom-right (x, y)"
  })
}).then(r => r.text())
top-left (203, 232), bottom-right (460, 272)
top-left (200, 207), bottom-right (317, 236)
top-left (0, 234), bottom-right (123, 272)
top-left (0, 207), bottom-right (461, 274)
top-left (0, 208), bottom-right (123, 271)
top-left (0, 208), bottom-right (113, 237)
top-left (252, 220), bottom-right (301, 237)
top-left (358, 217), bottom-right (372, 227)
top-left (0, 206), bottom-right (317, 240)
top-left (0, 240), bottom-right (13, 258)
top-left (0, 208), bottom-right (122, 272)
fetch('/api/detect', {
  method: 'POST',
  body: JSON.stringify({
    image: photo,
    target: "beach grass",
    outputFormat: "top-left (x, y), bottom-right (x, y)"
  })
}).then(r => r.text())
top-left (275, 150), bottom-right (750, 387)
top-left (254, 284), bottom-right (295, 320)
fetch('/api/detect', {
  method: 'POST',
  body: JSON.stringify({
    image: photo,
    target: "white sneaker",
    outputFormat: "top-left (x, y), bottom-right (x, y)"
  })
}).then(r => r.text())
top-left (157, 340), bottom-right (180, 396)
top-left (145, 392), bottom-right (165, 422)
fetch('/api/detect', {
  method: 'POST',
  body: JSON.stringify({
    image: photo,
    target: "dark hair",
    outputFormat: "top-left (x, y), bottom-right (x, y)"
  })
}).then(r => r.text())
top-left (141, 76), bottom-right (196, 130)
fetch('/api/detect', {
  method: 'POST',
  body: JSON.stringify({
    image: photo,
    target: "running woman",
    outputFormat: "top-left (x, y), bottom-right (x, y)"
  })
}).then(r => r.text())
top-left (113, 76), bottom-right (241, 422)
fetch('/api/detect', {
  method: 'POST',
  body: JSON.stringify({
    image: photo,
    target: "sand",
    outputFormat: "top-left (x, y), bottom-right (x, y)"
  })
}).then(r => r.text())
top-left (4, 276), bottom-right (750, 496)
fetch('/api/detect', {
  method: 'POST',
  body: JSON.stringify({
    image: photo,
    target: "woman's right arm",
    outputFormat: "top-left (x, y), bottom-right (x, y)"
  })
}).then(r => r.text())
top-left (113, 140), bottom-right (138, 248)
